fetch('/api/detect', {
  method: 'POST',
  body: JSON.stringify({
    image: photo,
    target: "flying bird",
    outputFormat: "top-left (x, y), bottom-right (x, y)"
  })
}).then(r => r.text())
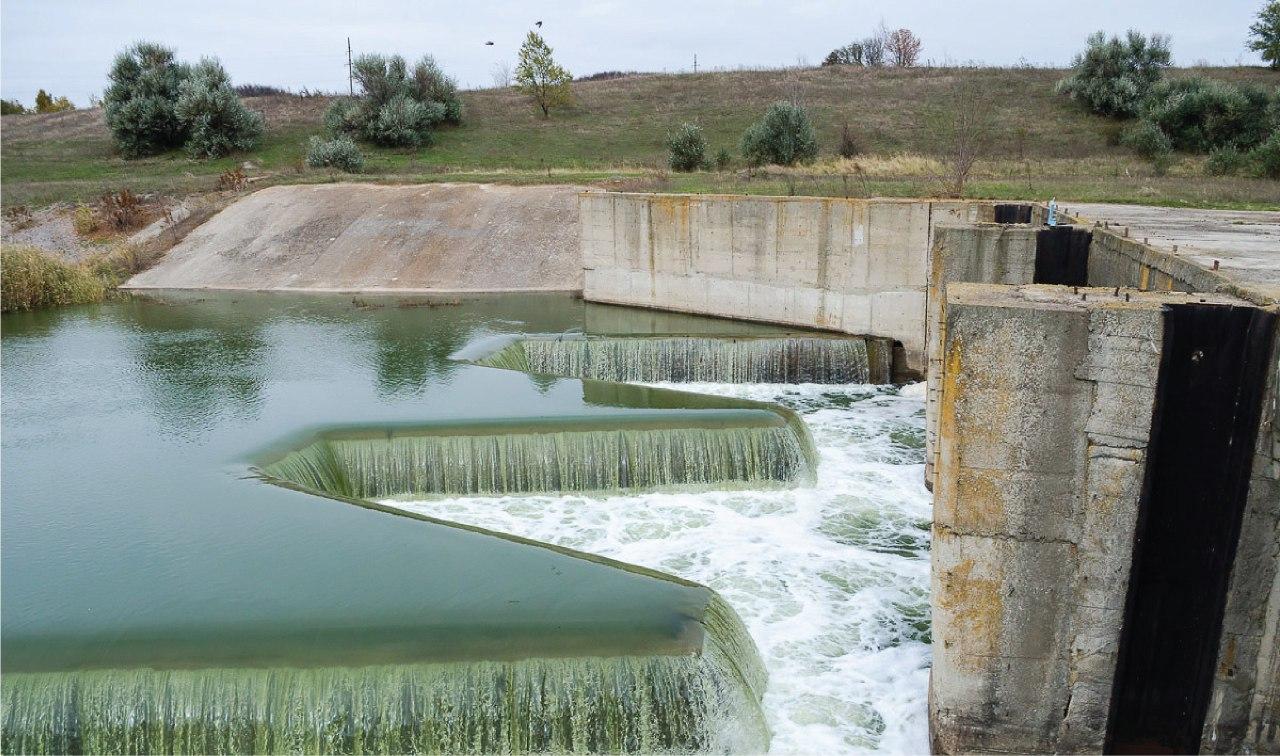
top-left (535, 20), bottom-right (542, 27)
top-left (485, 41), bottom-right (494, 45)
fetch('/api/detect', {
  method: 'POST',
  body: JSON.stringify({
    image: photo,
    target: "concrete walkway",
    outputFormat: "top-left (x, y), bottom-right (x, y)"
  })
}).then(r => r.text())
top-left (1067, 203), bottom-right (1280, 293)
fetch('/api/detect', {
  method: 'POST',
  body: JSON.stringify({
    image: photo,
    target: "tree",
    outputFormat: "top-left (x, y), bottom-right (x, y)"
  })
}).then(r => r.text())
top-left (887, 29), bottom-right (923, 66)
top-left (1055, 30), bottom-right (1171, 117)
top-left (740, 101), bottom-right (819, 166)
top-left (1250, 1), bottom-right (1280, 69)
top-left (515, 31), bottom-right (572, 117)
top-left (490, 60), bottom-right (513, 88)
top-left (1, 99), bottom-right (27, 115)
top-left (823, 42), bottom-right (865, 66)
top-left (102, 42), bottom-right (190, 157)
top-left (930, 79), bottom-right (995, 197)
top-left (863, 23), bottom-right (890, 67)
top-left (175, 58), bottom-right (264, 157)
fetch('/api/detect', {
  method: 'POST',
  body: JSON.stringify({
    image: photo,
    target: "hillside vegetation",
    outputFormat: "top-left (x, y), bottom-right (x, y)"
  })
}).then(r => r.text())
top-left (3, 66), bottom-right (1278, 209)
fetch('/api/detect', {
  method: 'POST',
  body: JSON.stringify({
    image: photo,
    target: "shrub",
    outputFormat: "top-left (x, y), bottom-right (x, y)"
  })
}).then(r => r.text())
top-left (838, 122), bottom-right (863, 158)
top-left (1056, 30), bottom-right (1171, 117)
top-left (323, 98), bottom-right (360, 134)
top-left (329, 53), bottom-right (458, 145)
top-left (306, 136), bottom-right (365, 172)
top-left (103, 42), bottom-right (261, 159)
top-left (99, 188), bottom-right (148, 231)
top-left (72, 204), bottom-right (100, 235)
top-left (740, 102), bottom-right (818, 166)
top-left (666, 122), bottom-right (708, 171)
top-left (1141, 77), bottom-right (1276, 152)
top-left (1206, 146), bottom-right (1247, 175)
top-left (411, 55), bottom-right (463, 124)
top-left (1, 246), bottom-right (106, 312)
top-left (103, 42), bottom-right (190, 157)
top-left (1120, 120), bottom-right (1172, 159)
top-left (1, 98), bottom-right (25, 115)
top-left (217, 167), bottom-right (248, 190)
top-left (35, 89), bottom-right (74, 113)
top-left (234, 84), bottom-right (291, 97)
top-left (176, 59), bottom-right (264, 158)
top-left (371, 95), bottom-right (444, 147)
top-left (83, 243), bottom-right (162, 283)
top-left (4, 205), bottom-right (34, 230)
top-left (714, 147), bottom-right (732, 170)
top-left (1248, 131), bottom-right (1280, 178)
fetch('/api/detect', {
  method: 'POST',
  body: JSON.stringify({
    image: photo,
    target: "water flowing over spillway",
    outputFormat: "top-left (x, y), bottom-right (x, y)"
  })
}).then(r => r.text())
top-left (475, 336), bottom-right (894, 384)
top-left (1, 293), bottom-right (930, 754)
top-left (3, 595), bottom-right (768, 755)
top-left (387, 383), bottom-right (933, 753)
top-left (262, 412), bottom-right (815, 499)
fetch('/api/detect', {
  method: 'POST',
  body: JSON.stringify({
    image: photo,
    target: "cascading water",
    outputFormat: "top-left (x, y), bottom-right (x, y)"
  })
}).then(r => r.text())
top-left (1, 596), bottom-right (769, 755)
top-left (474, 336), bottom-right (894, 384)
top-left (261, 413), bottom-right (816, 499)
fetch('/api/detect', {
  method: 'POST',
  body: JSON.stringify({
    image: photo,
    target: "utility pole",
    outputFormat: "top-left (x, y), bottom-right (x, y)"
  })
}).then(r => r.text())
top-left (347, 38), bottom-right (354, 95)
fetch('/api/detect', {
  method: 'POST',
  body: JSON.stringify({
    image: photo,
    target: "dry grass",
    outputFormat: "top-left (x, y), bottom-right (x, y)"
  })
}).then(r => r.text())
top-left (1, 245), bottom-right (106, 311)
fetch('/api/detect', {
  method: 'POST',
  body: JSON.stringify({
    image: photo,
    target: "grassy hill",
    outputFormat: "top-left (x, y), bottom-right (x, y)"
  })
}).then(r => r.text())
top-left (3, 65), bottom-right (1278, 209)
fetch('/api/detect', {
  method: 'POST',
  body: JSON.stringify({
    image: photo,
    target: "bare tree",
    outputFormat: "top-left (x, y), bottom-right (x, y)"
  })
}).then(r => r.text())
top-left (863, 22), bottom-right (890, 67)
top-left (930, 79), bottom-right (996, 198)
top-left (490, 60), bottom-right (512, 88)
top-left (887, 28), bottom-right (922, 67)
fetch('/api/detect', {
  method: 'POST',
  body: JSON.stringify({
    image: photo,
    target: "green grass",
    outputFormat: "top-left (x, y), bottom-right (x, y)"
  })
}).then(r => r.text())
top-left (3, 66), bottom-right (1277, 209)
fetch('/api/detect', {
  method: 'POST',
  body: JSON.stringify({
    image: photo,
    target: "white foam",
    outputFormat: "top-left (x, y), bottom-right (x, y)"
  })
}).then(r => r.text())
top-left (386, 382), bottom-right (932, 754)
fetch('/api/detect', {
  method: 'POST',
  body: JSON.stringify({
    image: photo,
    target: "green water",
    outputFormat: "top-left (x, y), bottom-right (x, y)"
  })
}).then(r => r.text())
top-left (0, 293), bottom-right (811, 753)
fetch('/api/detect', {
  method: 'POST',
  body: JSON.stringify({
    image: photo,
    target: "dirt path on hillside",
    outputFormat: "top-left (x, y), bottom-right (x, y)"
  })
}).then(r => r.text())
top-left (125, 183), bottom-right (584, 292)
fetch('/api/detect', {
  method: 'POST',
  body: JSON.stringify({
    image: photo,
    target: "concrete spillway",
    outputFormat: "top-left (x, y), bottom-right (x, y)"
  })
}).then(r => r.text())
top-left (125, 183), bottom-right (584, 293)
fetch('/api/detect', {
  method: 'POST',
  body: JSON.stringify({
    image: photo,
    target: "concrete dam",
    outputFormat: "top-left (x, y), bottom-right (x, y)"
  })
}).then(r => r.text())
top-left (577, 190), bottom-right (1279, 754)
top-left (13, 183), bottom-right (1270, 753)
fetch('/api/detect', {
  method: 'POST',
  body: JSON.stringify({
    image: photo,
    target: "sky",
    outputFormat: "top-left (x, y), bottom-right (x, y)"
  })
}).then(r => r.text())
top-left (1, 0), bottom-right (1272, 107)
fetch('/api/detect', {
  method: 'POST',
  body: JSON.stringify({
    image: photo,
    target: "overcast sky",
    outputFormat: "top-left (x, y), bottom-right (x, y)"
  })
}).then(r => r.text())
top-left (1, 0), bottom-right (1272, 106)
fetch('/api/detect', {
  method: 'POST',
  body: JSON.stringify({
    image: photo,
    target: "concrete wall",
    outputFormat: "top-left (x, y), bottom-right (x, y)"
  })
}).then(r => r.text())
top-left (580, 192), bottom-right (1001, 371)
top-left (930, 283), bottom-right (1280, 753)
top-left (924, 225), bottom-right (1039, 486)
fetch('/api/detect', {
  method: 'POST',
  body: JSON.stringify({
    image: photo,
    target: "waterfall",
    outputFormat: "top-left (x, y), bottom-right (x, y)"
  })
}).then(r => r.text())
top-left (2, 596), bottom-right (769, 754)
top-left (261, 415), bottom-right (815, 499)
top-left (474, 336), bottom-right (893, 384)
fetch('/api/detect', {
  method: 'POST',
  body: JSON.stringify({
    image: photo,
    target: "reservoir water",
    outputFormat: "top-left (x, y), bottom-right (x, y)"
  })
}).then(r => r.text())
top-left (1, 291), bottom-right (930, 753)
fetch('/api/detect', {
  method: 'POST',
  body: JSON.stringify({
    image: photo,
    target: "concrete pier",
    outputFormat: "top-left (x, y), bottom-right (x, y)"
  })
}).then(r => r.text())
top-left (930, 284), bottom-right (1279, 754)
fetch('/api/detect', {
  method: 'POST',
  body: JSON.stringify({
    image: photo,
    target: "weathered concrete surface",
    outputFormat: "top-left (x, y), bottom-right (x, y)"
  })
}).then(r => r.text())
top-left (579, 192), bottom-right (1004, 371)
top-left (930, 283), bottom-right (1280, 754)
top-left (1071, 203), bottom-right (1280, 298)
top-left (924, 224), bottom-right (1038, 487)
top-left (126, 183), bottom-right (583, 292)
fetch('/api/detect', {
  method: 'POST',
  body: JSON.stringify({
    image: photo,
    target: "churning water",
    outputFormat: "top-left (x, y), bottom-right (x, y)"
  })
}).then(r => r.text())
top-left (389, 382), bottom-right (933, 754)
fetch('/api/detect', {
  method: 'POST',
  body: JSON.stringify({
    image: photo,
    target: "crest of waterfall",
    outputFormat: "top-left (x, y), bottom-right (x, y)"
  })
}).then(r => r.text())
top-left (262, 416), bottom-right (815, 499)
top-left (2, 597), bottom-right (769, 755)
top-left (474, 336), bottom-right (893, 384)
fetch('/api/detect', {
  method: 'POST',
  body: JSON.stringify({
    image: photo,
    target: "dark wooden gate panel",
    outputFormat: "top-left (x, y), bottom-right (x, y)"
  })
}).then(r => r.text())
top-left (1105, 304), bottom-right (1278, 754)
